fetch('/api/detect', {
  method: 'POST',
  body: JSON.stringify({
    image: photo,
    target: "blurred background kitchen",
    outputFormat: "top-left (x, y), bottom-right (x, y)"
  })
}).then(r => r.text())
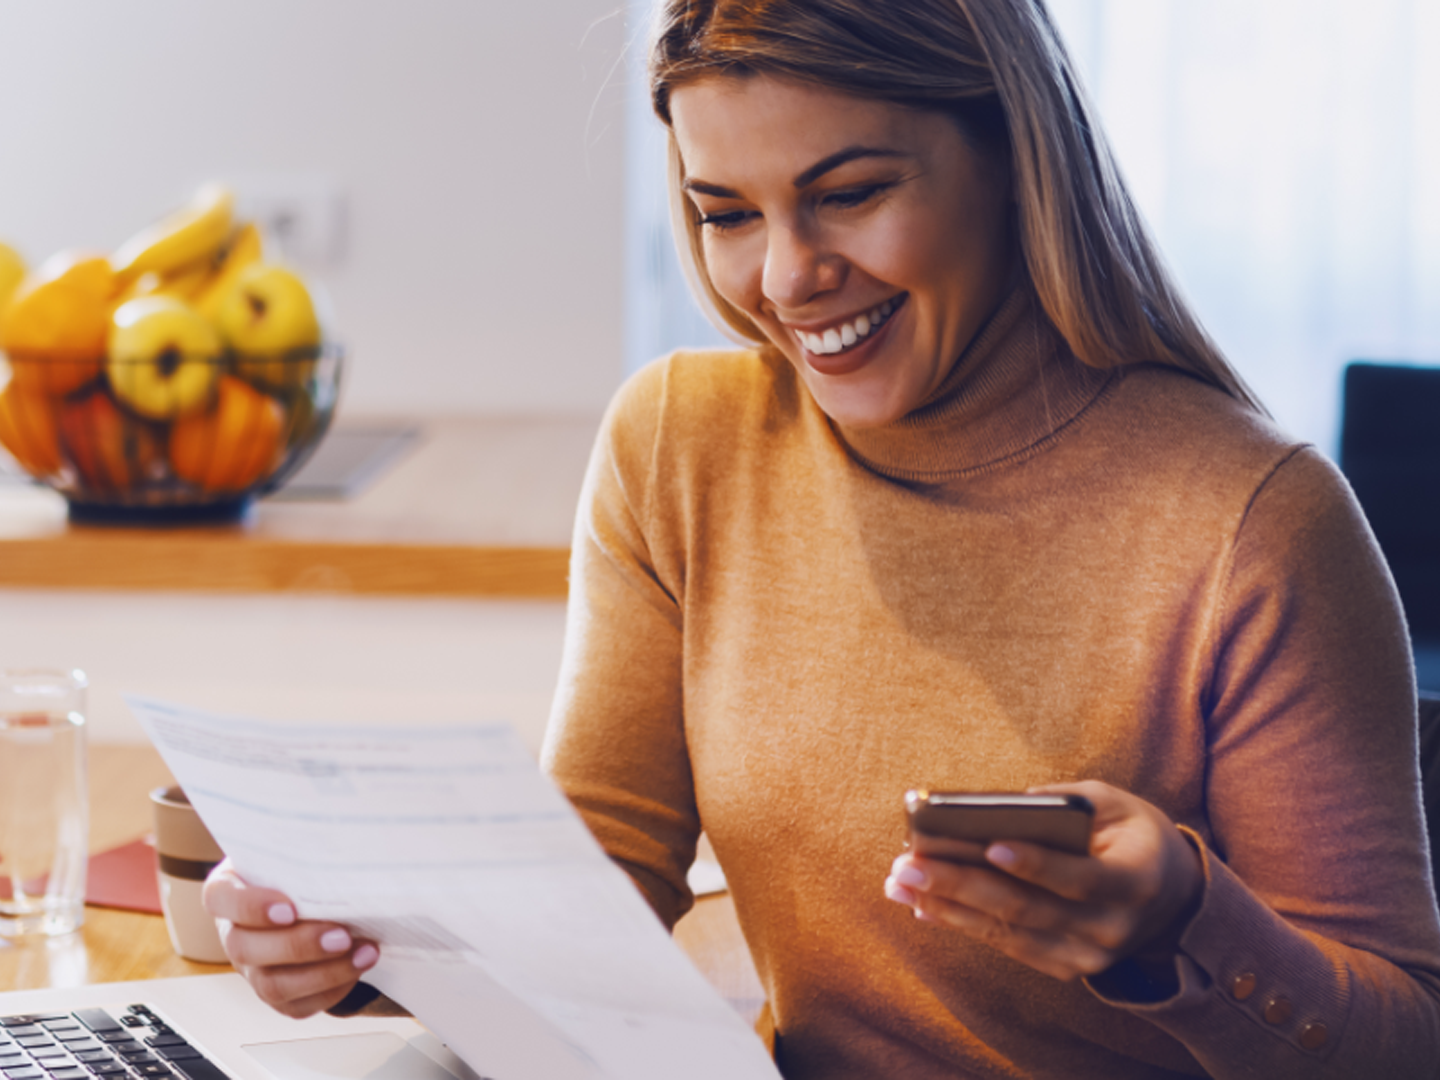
top-left (0, 0), bottom-right (1436, 749)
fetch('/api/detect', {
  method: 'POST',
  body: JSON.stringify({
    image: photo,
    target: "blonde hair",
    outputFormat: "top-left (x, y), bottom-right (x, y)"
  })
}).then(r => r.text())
top-left (648, 0), bottom-right (1265, 412)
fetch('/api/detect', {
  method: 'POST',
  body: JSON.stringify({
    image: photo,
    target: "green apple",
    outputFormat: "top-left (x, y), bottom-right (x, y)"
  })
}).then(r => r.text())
top-left (106, 296), bottom-right (223, 420)
top-left (215, 262), bottom-right (321, 391)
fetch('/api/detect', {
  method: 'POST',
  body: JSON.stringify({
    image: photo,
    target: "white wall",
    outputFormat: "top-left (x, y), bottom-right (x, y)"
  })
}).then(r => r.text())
top-left (0, 0), bottom-right (628, 418)
top-left (0, 589), bottom-right (568, 755)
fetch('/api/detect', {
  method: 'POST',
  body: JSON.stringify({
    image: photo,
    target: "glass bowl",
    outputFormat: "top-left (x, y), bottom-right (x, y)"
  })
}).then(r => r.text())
top-left (0, 345), bottom-right (341, 523)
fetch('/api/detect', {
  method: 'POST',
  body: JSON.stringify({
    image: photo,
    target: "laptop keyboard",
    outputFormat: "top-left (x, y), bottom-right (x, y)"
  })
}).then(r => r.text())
top-left (0, 1005), bottom-right (229, 1080)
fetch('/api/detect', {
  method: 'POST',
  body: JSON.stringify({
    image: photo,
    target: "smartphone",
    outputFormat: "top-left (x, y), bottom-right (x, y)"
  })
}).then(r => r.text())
top-left (904, 790), bottom-right (1095, 865)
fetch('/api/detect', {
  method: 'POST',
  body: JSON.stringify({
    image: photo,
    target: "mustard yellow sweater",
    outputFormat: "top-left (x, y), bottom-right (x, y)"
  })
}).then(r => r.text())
top-left (543, 292), bottom-right (1440, 1077)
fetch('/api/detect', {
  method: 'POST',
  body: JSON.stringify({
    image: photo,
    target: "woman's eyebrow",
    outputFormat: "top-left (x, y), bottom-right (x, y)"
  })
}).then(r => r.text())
top-left (682, 177), bottom-right (742, 198)
top-left (792, 146), bottom-right (906, 188)
top-left (682, 145), bottom-right (909, 199)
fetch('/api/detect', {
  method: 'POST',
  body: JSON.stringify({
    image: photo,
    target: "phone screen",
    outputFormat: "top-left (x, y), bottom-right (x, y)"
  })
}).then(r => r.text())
top-left (904, 790), bottom-right (1094, 864)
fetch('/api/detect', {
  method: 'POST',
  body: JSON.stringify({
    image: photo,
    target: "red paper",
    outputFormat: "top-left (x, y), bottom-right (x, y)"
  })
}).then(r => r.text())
top-left (86, 836), bottom-right (162, 914)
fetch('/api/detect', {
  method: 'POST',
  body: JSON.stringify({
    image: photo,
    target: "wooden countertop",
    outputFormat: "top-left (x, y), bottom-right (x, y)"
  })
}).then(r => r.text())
top-left (0, 416), bottom-right (598, 598)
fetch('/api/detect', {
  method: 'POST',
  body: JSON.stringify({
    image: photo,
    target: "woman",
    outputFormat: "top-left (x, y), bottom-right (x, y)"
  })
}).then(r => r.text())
top-left (206, 0), bottom-right (1440, 1075)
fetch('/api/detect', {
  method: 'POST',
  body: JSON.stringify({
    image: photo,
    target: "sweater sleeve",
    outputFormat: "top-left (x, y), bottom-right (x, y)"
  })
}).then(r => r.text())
top-left (1091, 446), bottom-right (1440, 1076)
top-left (540, 361), bottom-right (700, 931)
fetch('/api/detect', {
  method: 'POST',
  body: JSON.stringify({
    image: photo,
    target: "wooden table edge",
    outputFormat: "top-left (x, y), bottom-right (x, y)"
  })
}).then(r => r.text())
top-left (0, 537), bottom-right (571, 597)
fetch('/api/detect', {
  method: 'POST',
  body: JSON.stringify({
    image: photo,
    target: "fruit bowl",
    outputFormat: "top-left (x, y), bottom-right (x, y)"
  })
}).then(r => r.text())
top-left (0, 183), bottom-right (345, 524)
top-left (0, 346), bottom-right (341, 523)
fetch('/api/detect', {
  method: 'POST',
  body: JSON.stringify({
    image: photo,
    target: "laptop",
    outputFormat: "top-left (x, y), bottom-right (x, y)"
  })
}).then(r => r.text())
top-left (0, 973), bottom-right (484, 1080)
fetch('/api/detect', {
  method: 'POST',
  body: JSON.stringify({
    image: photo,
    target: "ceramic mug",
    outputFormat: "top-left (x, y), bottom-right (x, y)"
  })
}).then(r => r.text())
top-left (150, 786), bottom-right (227, 963)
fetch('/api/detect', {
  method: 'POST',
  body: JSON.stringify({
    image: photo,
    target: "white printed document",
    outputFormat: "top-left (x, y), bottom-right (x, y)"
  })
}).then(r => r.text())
top-left (126, 696), bottom-right (780, 1080)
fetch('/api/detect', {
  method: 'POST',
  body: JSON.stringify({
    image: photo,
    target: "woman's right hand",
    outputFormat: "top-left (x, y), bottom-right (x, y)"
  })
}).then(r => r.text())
top-left (202, 858), bottom-right (379, 1018)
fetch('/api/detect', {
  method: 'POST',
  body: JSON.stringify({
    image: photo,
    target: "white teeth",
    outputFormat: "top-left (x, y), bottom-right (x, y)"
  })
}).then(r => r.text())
top-left (797, 296), bottom-right (903, 356)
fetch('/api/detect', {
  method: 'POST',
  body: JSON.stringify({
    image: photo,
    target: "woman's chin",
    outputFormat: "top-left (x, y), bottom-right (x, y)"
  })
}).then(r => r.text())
top-left (801, 375), bottom-right (914, 429)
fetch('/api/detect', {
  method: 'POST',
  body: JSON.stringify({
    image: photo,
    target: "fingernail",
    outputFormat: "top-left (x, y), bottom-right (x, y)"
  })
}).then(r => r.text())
top-left (267, 903), bottom-right (296, 926)
top-left (320, 928), bottom-right (352, 953)
top-left (352, 943), bottom-right (379, 971)
top-left (884, 878), bottom-right (917, 906)
top-left (987, 844), bottom-right (1017, 867)
top-left (894, 864), bottom-right (927, 888)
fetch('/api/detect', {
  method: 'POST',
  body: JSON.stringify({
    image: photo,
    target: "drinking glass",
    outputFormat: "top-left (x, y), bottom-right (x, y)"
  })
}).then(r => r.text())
top-left (0, 668), bottom-right (88, 938)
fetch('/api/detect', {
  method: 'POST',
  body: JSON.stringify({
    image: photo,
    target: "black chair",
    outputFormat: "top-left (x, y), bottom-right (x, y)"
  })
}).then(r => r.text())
top-left (1339, 362), bottom-right (1440, 691)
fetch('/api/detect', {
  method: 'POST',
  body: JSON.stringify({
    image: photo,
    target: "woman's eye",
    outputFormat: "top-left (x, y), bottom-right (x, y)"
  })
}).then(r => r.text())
top-left (698, 210), bottom-right (755, 232)
top-left (823, 184), bottom-right (888, 210)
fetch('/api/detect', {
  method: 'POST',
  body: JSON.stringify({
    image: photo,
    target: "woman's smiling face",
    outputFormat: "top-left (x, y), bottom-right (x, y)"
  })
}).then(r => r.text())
top-left (670, 75), bottom-right (1018, 428)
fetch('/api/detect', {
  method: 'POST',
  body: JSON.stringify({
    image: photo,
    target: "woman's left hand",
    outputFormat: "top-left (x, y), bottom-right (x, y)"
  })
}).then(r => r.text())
top-left (884, 780), bottom-right (1203, 982)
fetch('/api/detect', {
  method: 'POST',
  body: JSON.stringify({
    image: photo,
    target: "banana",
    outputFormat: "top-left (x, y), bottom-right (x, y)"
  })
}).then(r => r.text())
top-left (193, 222), bottom-right (264, 320)
top-left (115, 260), bottom-right (214, 308)
top-left (111, 182), bottom-right (235, 281)
top-left (158, 259), bottom-right (215, 301)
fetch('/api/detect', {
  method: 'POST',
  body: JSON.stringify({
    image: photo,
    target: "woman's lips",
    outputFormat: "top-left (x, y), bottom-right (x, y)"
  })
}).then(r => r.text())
top-left (796, 294), bottom-right (907, 376)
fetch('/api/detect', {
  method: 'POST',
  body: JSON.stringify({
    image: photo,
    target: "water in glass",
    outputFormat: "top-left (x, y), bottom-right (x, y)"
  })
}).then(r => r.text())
top-left (0, 669), bottom-right (88, 938)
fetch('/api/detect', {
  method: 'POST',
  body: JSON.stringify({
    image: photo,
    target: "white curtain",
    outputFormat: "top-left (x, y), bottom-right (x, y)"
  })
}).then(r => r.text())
top-left (625, 0), bottom-right (1440, 457)
top-left (623, 2), bottom-right (732, 374)
top-left (1050, 0), bottom-right (1440, 456)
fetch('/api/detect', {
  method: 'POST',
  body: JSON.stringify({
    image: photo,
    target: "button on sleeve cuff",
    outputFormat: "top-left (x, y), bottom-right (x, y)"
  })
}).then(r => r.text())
top-left (1086, 827), bottom-right (1350, 1075)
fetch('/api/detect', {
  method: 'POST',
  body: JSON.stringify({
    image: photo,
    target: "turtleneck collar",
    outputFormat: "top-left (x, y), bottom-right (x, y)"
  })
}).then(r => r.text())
top-left (832, 289), bottom-right (1115, 482)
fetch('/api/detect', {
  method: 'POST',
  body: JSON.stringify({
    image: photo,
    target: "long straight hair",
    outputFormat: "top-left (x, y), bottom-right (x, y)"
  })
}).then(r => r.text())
top-left (648, 0), bottom-right (1265, 413)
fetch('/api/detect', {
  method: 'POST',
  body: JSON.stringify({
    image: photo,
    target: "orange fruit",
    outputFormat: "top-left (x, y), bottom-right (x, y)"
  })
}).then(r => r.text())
top-left (0, 241), bottom-right (26, 316)
top-left (57, 388), bottom-right (162, 495)
top-left (169, 375), bottom-right (284, 493)
top-left (0, 252), bottom-right (116, 396)
top-left (0, 380), bottom-right (62, 476)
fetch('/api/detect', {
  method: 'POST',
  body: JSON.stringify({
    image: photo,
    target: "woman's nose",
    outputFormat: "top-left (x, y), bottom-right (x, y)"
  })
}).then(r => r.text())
top-left (761, 225), bottom-right (840, 310)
